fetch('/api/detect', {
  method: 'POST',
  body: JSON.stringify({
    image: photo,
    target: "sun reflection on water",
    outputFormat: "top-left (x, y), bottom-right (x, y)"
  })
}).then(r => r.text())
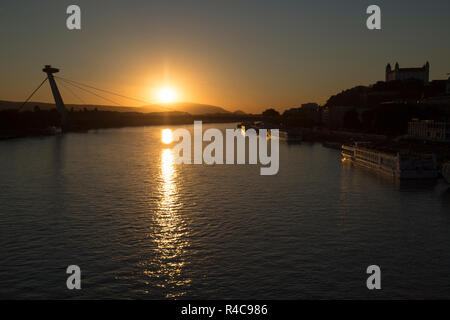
top-left (144, 148), bottom-right (191, 298)
top-left (162, 129), bottom-right (173, 144)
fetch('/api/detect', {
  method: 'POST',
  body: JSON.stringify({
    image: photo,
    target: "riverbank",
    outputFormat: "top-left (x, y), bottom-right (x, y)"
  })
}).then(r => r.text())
top-left (0, 109), bottom-right (259, 141)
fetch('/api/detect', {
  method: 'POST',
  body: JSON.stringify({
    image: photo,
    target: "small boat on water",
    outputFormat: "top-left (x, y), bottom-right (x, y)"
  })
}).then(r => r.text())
top-left (238, 122), bottom-right (302, 141)
top-left (443, 162), bottom-right (450, 183)
top-left (238, 121), bottom-right (265, 131)
top-left (342, 142), bottom-right (438, 179)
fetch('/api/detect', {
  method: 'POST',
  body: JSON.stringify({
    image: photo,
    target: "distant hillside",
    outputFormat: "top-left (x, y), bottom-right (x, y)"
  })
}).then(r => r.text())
top-left (141, 102), bottom-right (230, 115)
top-left (0, 100), bottom-right (231, 115)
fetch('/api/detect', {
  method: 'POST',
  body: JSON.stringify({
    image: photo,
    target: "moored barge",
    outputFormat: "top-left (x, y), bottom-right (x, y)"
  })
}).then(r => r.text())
top-left (342, 142), bottom-right (438, 179)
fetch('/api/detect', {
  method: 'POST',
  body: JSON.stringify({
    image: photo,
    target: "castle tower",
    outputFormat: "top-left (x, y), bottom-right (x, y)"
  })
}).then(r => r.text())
top-left (385, 63), bottom-right (391, 82)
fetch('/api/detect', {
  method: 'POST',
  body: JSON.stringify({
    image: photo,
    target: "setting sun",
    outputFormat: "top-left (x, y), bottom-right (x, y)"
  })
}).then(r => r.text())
top-left (161, 128), bottom-right (173, 144)
top-left (158, 88), bottom-right (176, 104)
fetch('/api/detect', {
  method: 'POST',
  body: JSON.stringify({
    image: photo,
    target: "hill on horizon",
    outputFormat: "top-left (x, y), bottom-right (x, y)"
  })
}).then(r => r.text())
top-left (141, 102), bottom-right (231, 114)
top-left (0, 100), bottom-right (234, 115)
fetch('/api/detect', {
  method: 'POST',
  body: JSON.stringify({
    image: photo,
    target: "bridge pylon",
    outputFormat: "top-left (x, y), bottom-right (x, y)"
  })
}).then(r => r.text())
top-left (43, 65), bottom-right (69, 129)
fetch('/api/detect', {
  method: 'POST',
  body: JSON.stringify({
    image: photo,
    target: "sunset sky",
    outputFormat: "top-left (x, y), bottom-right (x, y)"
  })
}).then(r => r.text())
top-left (1, 0), bottom-right (450, 113)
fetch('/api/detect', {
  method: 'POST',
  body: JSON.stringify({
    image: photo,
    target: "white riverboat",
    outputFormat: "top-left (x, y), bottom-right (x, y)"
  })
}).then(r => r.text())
top-left (342, 142), bottom-right (438, 179)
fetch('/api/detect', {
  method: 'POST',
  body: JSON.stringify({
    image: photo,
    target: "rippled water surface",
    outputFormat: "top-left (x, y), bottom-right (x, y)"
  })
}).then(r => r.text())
top-left (1, 124), bottom-right (450, 299)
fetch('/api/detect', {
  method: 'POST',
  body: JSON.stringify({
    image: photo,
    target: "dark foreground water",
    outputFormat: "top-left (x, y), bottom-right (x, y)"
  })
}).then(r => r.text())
top-left (1, 123), bottom-right (450, 299)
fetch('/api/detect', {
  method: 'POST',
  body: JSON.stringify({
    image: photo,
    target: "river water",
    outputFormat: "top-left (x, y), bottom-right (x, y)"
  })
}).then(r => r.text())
top-left (1, 123), bottom-right (450, 299)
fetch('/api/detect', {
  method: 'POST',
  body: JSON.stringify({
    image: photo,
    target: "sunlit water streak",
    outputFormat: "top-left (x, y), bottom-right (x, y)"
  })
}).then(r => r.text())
top-left (144, 148), bottom-right (191, 298)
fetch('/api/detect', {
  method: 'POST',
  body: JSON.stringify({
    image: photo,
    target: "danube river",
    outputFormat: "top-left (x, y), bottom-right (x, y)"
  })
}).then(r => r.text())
top-left (1, 123), bottom-right (450, 299)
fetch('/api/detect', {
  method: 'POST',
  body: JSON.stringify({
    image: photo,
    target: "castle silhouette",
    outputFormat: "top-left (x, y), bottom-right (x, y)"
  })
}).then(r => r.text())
top-left (386, 62), bottom-right (430, 84)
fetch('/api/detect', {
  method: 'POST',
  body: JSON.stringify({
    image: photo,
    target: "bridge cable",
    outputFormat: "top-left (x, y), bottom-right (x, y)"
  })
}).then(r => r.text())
top-left (57, 78), bottom-right (87, 105)
top-left (17, 77), bottom-right (48, 111)
top-left (56, 77), bottom-right (125, 106)
top-left (55, 76), bottom-right (155, 105)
